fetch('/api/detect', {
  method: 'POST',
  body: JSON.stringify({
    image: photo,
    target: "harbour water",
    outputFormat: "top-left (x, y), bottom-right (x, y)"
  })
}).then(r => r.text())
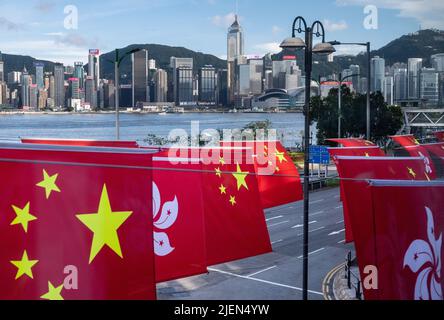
top-left (0, 113), bottom-right (316, 147)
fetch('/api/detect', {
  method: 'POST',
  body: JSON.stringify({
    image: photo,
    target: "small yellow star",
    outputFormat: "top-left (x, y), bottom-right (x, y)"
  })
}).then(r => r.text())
top-left (77, 184), bottom-right (133, 264)
top-left (408, 167), bottom-right (417, 179)
top-left (40, 282), bottom-right (64, 300)
top-left (11, 202), bottom-right (37, 233)
top-left (413, 138), bottom-right (420, 145)
top-left (364, 141), bottom-right (373, 146)
top-left (229, 196), bottom-right (236, 206)
top-left (10, 250), bottom-right (39, 280)
top-left (36, 169), bottom-right (61, 199)
top-left (264, 145), bottom-right (268, 151)
top-left (232, 163), bottom-right (249, 191)
top-left (276, 166), bottom-right (281, 172)
top-left (275, 151), bottom-right (288, 164)
top-left (215, 167), bottom-right (222, 178)
top-left (219, 157), bottom-right (226, 166)
top-left (219, 184), bottom-right (227, 195)
top-left (365, 153), bottom-right (370, 157)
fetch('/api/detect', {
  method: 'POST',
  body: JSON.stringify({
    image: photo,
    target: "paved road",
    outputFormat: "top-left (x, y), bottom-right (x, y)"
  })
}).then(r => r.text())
top-left (158, 186), bottom-right (354, 300)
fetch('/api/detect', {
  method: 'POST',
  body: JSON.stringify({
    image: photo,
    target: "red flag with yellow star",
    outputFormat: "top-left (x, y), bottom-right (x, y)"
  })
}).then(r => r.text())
top-left (326, 138), bottom-right (376, 147)
top-left (0, 143), bottom-right (156, 300)
top-left (201, 147), bottom-right (272, 266)
top-left (221, 140), bottom-right (303, 209)
top-left (152, 156), bottom-right (208, 283)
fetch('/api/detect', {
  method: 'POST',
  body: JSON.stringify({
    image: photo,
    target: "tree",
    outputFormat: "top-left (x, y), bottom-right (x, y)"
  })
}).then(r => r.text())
top-left (311, 86), bottom-right (403, 145)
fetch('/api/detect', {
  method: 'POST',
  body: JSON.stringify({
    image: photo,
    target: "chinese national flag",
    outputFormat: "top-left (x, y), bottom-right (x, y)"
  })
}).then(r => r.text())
top-left (221, 141), bottom-right (303, 209)
top-left (328, 146), bottom-right (386, 158)
top-left (335, 156), bottom-right (432, 299)
top-left (368, 180), bottom-right (444, 300)
top-left (434, 131), bottom-right (444, 142)
top-left (21, 138), bottom-right (139, 149)
top-left (0, 144), bottom-right (156, 300)
top-left (200, 147), bottom-right (272, 266)
top-left (391, 135), bottom-right (421, 147)
top-left (326, 138), bottom-right (375, 147)
top-left (152, 157), bottom-right (207, 283)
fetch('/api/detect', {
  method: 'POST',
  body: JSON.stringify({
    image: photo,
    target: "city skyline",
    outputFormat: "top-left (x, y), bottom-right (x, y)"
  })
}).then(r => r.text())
top-left (1, 0), bottom-right (444, 65)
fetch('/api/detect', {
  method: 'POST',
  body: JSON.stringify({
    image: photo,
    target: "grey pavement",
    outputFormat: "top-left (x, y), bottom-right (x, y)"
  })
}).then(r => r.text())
top-left (158, 186), bottom-right (355, 300)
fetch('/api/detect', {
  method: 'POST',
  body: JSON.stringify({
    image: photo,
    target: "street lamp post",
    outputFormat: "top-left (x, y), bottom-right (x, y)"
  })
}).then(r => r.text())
top-left (109, 48), bottom-right (143, 140)
top-left (329, 41), bottom-right (371, 140)
top-left (280, 17), bottom-right (335, 300)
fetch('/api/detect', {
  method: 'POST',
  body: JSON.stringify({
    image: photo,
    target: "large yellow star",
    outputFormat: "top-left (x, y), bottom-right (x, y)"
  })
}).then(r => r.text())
top-left (41, 281), bottom-right (64, 300)
top-left (232, 163), bottom-right (249, 191)
top-left (408, 167), bottom-right (417, 179)
top-left (76, 184), bottom-right (133, 264)
top-left (10, 250), bottom-right (39, 280)
top-left (275, 151), bottom-right (288, 164)
top-left (11, 202), bottom-right (37, 233)
top-left (36, 169), bottom-right (61, 199)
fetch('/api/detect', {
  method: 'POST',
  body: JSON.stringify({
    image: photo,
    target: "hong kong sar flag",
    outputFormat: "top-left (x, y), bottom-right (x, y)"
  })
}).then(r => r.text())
top-left (201, 147), bottom-right (272, 266)
top-left (0, 143), bottom-right (156, 300)
top-left (152, 157), bottom-right (207, 283)
top-left (368, 180), bottom-right (444, 300)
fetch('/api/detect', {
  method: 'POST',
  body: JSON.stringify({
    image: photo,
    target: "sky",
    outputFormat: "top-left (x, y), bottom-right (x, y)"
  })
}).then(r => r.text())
top-left (0, 0), bottom-right (444, 65)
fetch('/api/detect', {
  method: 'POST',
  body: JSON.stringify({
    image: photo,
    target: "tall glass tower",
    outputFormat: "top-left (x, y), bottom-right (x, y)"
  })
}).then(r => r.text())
top-left (227, 15), bottom-right (244, 106)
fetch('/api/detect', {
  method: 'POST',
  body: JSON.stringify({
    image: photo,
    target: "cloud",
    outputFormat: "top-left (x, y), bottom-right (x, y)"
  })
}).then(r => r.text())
top-left (211, 12), bottom-right (237, 28)
top-left (323, 19), bottom-right (348, 31)
top-left (336, 0), bottom-right (444, 29)
top-left (272, 25), bottom-right (282, 35)
top-left (254, 42), bottom-right (282, 54)
top-left (332, 44), bottom-right (367, 56)
top-left (0, 17), bottom-right (23, 31)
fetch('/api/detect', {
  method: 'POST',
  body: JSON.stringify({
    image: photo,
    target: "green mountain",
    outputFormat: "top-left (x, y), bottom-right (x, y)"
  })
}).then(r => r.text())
top-left (1, 53), bottom-right (55, 75)
top-left (98, 44), bottom-right (227, 81)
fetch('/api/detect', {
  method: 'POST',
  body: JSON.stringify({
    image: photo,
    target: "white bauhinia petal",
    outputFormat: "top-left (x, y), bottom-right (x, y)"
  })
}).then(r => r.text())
top-left (153, 182), bottom-right (161, 219)
top-left (425, 207), bottom-right (442, 276)
top-left (430, 276), bottom-right (443, 300)
top-left (434, 234), bottom-right (442, 277)
top-left (153, 232), bottom-right (174, 257)
top-left (154, 196), bottom-right (179, 230)
top-left (404, 240), bottom-right (434, 273)
top-left (414, 268), bottom-right (431, 300)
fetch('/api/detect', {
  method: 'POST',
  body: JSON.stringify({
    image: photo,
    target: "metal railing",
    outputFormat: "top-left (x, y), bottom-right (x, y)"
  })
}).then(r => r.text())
top-left (344, 251), bottom-right (363, 300)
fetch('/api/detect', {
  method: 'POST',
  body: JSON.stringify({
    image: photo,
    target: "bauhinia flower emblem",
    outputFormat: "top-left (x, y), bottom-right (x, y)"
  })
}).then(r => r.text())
top-left (418, 152), bottom-right (433, 176)
top-left (404, 207), bottom-right (442, 300)
top-left (152, 182), bottom-right (179, 257)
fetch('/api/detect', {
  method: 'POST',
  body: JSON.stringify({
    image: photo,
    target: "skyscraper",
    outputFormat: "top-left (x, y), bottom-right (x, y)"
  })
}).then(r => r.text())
top-left (132, 49), bottom-right (149, 106)
top-left (170, 57), bottom-right (193, 103)
top-left (29, 84), bottom-right (38, 110)
top-left (0, 52), bottom-right (4, 83)
top-left (85, 76), bottom-right (97, 109)
top-left (394, 68), bottom-right (408, 102)
top-left (431, 53), bottom-right (444, 72)
top-left (198, 65), bottom-right (216, 105)
top-left (408, 58), bottom-right (423, 99)
top-left (54, 64), bottom-right (65, 108)
top-left (154, 69), bottom-right (168, 103)
top-left (227, 15), bottom-right (244, 106)
top-left (35, 62), bottom-right (44, 90)
top-left (69, 78), bottom-right (80, 100)
top-left (371, 56), bottom-right (385, 93)
top-left (420, 68), bottom-right (439, 106)
top-left (383, 76), bottom-right (394, 105)
top-left (20, 67), bottom-right (31, 108)
top-left (176, 66), bottom-right (194, 107)
top-left (88, 49), bottom-right (100, 89)
top-left (74, 62), bottom-right (85, 89)
top-left (350, 65), bottom-right (360, 92)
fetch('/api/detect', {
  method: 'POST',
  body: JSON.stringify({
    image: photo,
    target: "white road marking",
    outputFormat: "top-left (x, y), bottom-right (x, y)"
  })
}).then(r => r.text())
top-left (271, 239), bottom-right (283, 245)
top-left (329, 229), bottom-right (345, 236)
top-left (298, 247), bottom-right (325, 259)
top-left (267, 220), bottom-right (290, 228)
top-left (292, 221), bottom-right (317, 229)
top-left (335, 205), bottom-right (343, 210)
top-left (266, 215), bottom-right (283, 222)
top-left (338, 240), bottom-right (346, 244)
top-left (247, 266), bottom-right (277, 278)
top-left (336, 220), bottom-right (344, 224)
top-left (207, 267), bottom-right (323, 296)
top-left (310, 199), bottom-right (324, 205)
top-left (297, 227), bottom-right (325, 236)
top-left (310, 211), bottom-right (325, 217)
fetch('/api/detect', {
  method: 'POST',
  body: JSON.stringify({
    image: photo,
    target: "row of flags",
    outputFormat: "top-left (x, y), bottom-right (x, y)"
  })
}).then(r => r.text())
top-left (0, 138), bottom-right (303, 300)
top-left (329, 134), bottom-right (444, 300)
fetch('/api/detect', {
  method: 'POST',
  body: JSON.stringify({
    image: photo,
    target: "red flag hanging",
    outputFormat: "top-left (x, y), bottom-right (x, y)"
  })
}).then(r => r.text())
top-left (434, 131), bottom-right (444, 142)
top-left (368, 180), bottom-right (443, 300)
top-left (221, 141), bottom-right (303, 209)
top-left (21, 138), bottom-right (139, 148)
top-left (152, 157), bottom-right (208, 283)
top-left (326, 138), bottom-right (375, 147)
top-left (0, 143), bottom-right (156, 300)
top-left (328, 146), bottom-right (386, 158)
top-left (391, 135), bottom-right (421, 147)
